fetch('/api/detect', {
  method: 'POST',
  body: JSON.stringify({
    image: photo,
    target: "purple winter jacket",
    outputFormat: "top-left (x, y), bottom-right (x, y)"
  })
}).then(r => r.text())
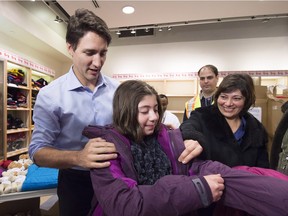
top-left (83, 125), bottom-right (288, 216)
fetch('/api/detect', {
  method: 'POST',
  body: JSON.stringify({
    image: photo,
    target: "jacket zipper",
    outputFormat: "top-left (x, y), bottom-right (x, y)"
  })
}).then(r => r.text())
top-left (168, 130), bottom-right (188, 175)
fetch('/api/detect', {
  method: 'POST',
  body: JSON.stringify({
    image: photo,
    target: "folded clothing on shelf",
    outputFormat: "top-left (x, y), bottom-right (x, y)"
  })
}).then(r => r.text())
top-left (0, 154), bottom-right (33, 195)
top-left (0, 153), bottom-right (58, 195)
top-left (21, 164), bottom-right (58, 191)
top-left (7, 69), bottom-right (27, 86)
top-left (7, 132), bottom-right (26, 152)
top-left (7, 114), bottom-right (25, 129)
top-left (32, 78), bottom-right (49, 89)
top-left (7, 88), bottom-right (28, 108)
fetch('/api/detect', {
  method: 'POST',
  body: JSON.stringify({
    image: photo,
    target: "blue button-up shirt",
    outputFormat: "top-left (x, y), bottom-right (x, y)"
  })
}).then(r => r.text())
top-left (29, 67), bottom-right (119, 167)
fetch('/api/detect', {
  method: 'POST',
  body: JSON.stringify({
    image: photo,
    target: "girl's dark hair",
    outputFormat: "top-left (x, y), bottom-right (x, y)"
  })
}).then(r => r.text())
top-left (214, 73), bottom-right (256, 116)
top-left (66, 8), bottom-right (111, 50)
top-left (113, 80), bottom-right (163, 142)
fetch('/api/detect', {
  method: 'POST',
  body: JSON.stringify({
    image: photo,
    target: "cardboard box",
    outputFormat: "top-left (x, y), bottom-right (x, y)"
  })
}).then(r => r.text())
top-left (252, 86), bottom-right (268, 131)
top-left (282, 88), bottom-right (288, 96)
top-left (254, 99), bottom-right (268, 127)
top-left (266, 85), bottom-right (288, 138)
top-left (267, 98), bottom-right (288, 138)
top-left (255, 85), bottom-right (268, 99)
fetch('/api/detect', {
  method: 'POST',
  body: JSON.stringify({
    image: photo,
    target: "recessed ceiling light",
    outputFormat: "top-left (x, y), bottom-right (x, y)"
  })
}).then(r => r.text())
top-left (122, 6), bottom-right (135, 14)
top-left (54, 16), bottom-right (63, 23)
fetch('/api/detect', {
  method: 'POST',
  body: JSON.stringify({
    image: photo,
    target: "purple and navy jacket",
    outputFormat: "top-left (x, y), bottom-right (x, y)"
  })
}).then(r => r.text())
top-left (83, 124), bottom-right (288, 216)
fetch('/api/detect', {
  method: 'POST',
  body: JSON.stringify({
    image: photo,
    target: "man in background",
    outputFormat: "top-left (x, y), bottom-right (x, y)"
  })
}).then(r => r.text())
top-left (183, 64), bottom-right (219, 121)
top-left (160, 94), bottom-right (180, 129)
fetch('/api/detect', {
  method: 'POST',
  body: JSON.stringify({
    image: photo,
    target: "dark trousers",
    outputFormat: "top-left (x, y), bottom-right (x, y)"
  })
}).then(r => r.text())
top-left (57, 169), bottom-right (93, 216)
top-left (197, 203), bottom-right (215, 216)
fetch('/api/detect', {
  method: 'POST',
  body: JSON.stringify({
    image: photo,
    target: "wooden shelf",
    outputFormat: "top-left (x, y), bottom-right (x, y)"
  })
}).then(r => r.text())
top-left (1, 60), bottom-right (54, 159)
top-left (0, 188), bottom-right (57, 203)
top-left (143, 79), bottom-right (198, 123)
top-left (7, 147), bottom-right (28, 158)
top-left (7, 108), bottom-right (29, 111)
top-left (165, 94), bottom-right (195, 97)
top-left (168, 110), bottom-right (184, 114)
top-left (7, 84), bottom-right (29, 90)
top-left (7, 128), bottom-right (29, 134)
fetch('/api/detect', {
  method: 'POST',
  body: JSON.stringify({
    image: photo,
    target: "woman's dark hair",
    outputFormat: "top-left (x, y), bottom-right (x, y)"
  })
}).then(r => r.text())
top-left (113, 80), bottom-right (163, 142)
top-left (198, 64), bottom-right (219, 76)
top-left (214, 73), bottom-right (256, 116)
top-left (66, 8), bottom-right (111, 50)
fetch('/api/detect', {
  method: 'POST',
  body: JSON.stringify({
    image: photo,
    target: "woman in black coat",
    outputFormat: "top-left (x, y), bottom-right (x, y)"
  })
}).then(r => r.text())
top-left (180, 73), bottom-right (270, 216)
top-left (180, 73), bottom-right (269, 168)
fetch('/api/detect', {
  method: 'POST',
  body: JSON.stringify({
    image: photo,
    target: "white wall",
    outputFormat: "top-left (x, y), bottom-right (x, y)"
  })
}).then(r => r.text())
top-left (0, 1), bottom-right (71, 78)
top-left (0, 1), bottom-right (287, 79)
top-left (103, 36), bottom-right (288, 77)
top-left (103, 18), bottom-right (288, 77)
top-left (0, 31), bottom-right (70, 78)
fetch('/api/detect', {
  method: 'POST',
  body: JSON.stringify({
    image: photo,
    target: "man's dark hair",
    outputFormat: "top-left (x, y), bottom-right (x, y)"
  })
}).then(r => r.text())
top-left (66, 8), bottom-right (111, 50)
top-left (198, 64), bottom-right (219, 76)
top-left (159, 94), bottom-right (168, 100)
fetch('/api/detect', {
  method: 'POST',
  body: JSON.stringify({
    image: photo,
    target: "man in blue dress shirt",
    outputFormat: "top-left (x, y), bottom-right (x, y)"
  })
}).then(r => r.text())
top-left (29, 8), bottom-right (119, 216)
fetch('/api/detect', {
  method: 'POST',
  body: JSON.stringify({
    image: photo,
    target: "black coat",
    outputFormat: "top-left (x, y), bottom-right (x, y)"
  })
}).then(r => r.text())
top-left (180, 105), bottom-right (270, 168)
top-left (270, 110), bottom-right (288, 169)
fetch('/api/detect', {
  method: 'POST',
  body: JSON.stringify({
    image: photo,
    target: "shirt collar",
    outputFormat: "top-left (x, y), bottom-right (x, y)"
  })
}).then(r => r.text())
top-left (199, 91), bottom-right (208, 99)
top-left (199, 90), bottom-right (214, 100)
top-left (66, 66), bottom-right (107, 91)
top-left (234, 117), bottom-right (247, 144)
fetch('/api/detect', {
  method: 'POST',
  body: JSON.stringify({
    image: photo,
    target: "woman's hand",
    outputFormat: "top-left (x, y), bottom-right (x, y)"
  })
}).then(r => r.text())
top-left (178, 139), bottom-right (203, 164)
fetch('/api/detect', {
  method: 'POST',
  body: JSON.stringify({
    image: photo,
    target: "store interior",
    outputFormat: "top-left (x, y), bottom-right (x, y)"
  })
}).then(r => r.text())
top-left (0, 1), bottom-right (288, 215)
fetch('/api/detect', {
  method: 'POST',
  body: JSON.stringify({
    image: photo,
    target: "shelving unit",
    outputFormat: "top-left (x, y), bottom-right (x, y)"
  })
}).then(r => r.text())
top-left (0, 54), bottom-right (54, 160)
top-left (6, 61), bottom-right (31, 158)
top-left (143, 79), bottom-right (198, 123)
top-left (0, 60), bottom-right (5, 160)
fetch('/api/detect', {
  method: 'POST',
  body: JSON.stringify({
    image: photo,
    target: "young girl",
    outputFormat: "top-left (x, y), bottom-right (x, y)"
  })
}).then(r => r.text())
top-left (83, 80), bottom-right (288, 216)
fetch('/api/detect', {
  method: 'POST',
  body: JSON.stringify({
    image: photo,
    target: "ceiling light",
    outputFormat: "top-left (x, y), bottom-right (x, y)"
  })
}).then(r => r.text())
top-left (122, 6), bottom-right (135, 14)
top-left (54, 16), bottom-right (63, 23)
top-left (262, 18), bottom-right (270, 23)
top-left (158, 27), bottom-right (163, 32)
top-left (145, 28), bottom-right (150, 32)
top-left (116, 31), bottom-right (121, 35)
top-left (131, 29), bottom-right (136, 34)
top-left (167, 26), bottom-right (172, 31)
